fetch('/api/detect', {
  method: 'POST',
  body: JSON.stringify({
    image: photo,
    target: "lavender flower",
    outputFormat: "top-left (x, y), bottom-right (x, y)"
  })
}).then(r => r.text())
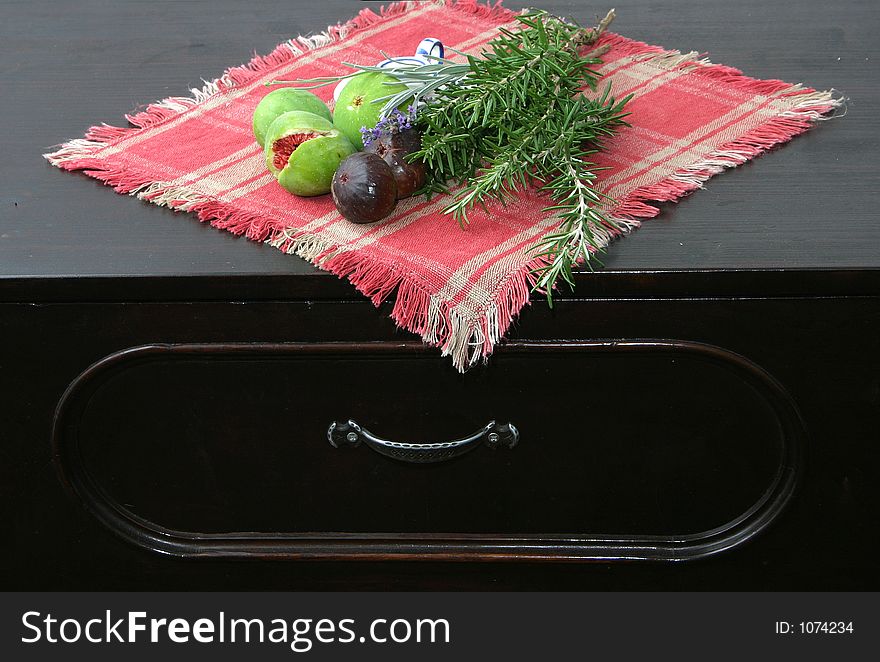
top-left (361, 105), bottom-right (420, 147)
top-left (360, 124), bottom-right (383, 147)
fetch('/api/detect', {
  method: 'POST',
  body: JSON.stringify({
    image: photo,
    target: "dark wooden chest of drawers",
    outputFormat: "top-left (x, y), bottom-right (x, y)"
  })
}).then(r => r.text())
top-left (3, 274), bottom-right (878, 589)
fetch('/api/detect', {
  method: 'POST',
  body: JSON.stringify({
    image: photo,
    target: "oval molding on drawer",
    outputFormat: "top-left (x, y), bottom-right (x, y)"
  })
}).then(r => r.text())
top-left (52, 340), bottom-right (805, 562)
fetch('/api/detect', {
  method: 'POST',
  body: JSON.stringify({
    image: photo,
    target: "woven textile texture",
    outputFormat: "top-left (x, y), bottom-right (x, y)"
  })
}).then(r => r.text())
top-left (46, 0), bottom-right (839, 370)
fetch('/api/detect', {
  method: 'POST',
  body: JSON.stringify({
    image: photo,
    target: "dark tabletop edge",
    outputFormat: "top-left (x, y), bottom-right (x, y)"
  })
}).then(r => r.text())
top-left (2, 268), bottom-right (879, 304)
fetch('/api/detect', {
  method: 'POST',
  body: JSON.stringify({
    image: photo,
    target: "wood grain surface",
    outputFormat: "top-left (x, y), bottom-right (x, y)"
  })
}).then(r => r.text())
top-left (1, 0), bottom-right (877, 285)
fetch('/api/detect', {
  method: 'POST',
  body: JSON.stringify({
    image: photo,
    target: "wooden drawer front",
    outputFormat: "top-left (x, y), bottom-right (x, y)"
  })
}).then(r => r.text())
top-left (53, 340), bottom-right (804, 561)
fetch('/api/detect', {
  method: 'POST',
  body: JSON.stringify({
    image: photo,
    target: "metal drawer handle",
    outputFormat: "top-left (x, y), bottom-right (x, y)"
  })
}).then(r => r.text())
top-left (327, 419), bottom-right (519, 464)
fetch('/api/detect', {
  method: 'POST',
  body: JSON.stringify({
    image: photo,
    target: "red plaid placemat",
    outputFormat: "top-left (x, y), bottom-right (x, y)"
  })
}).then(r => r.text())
top-left (46, 0), bottom-right (839, 370)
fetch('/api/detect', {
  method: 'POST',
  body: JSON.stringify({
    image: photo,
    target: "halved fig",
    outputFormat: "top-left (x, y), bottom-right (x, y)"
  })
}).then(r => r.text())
top-left (263, 111), bottom-right (356, 197)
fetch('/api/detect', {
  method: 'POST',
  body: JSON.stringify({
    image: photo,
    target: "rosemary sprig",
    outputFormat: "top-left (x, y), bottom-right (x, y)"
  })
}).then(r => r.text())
top-left (413, 10), bottom-right (631, 305)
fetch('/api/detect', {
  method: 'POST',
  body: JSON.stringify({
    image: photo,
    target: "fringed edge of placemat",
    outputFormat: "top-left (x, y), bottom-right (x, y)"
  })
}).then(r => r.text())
top-left (596, 33), bottom-right (845, 226)
top-left (259, 223), bottom-right (538, 371)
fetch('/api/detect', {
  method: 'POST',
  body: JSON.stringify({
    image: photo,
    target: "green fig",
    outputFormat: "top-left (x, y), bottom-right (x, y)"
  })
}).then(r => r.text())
top-left (264, 111), bottom-right (356, 197)
top-left (252, 88), bottom-right (332, 147)
top-left (333, 72), bottom-right (408, 149)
